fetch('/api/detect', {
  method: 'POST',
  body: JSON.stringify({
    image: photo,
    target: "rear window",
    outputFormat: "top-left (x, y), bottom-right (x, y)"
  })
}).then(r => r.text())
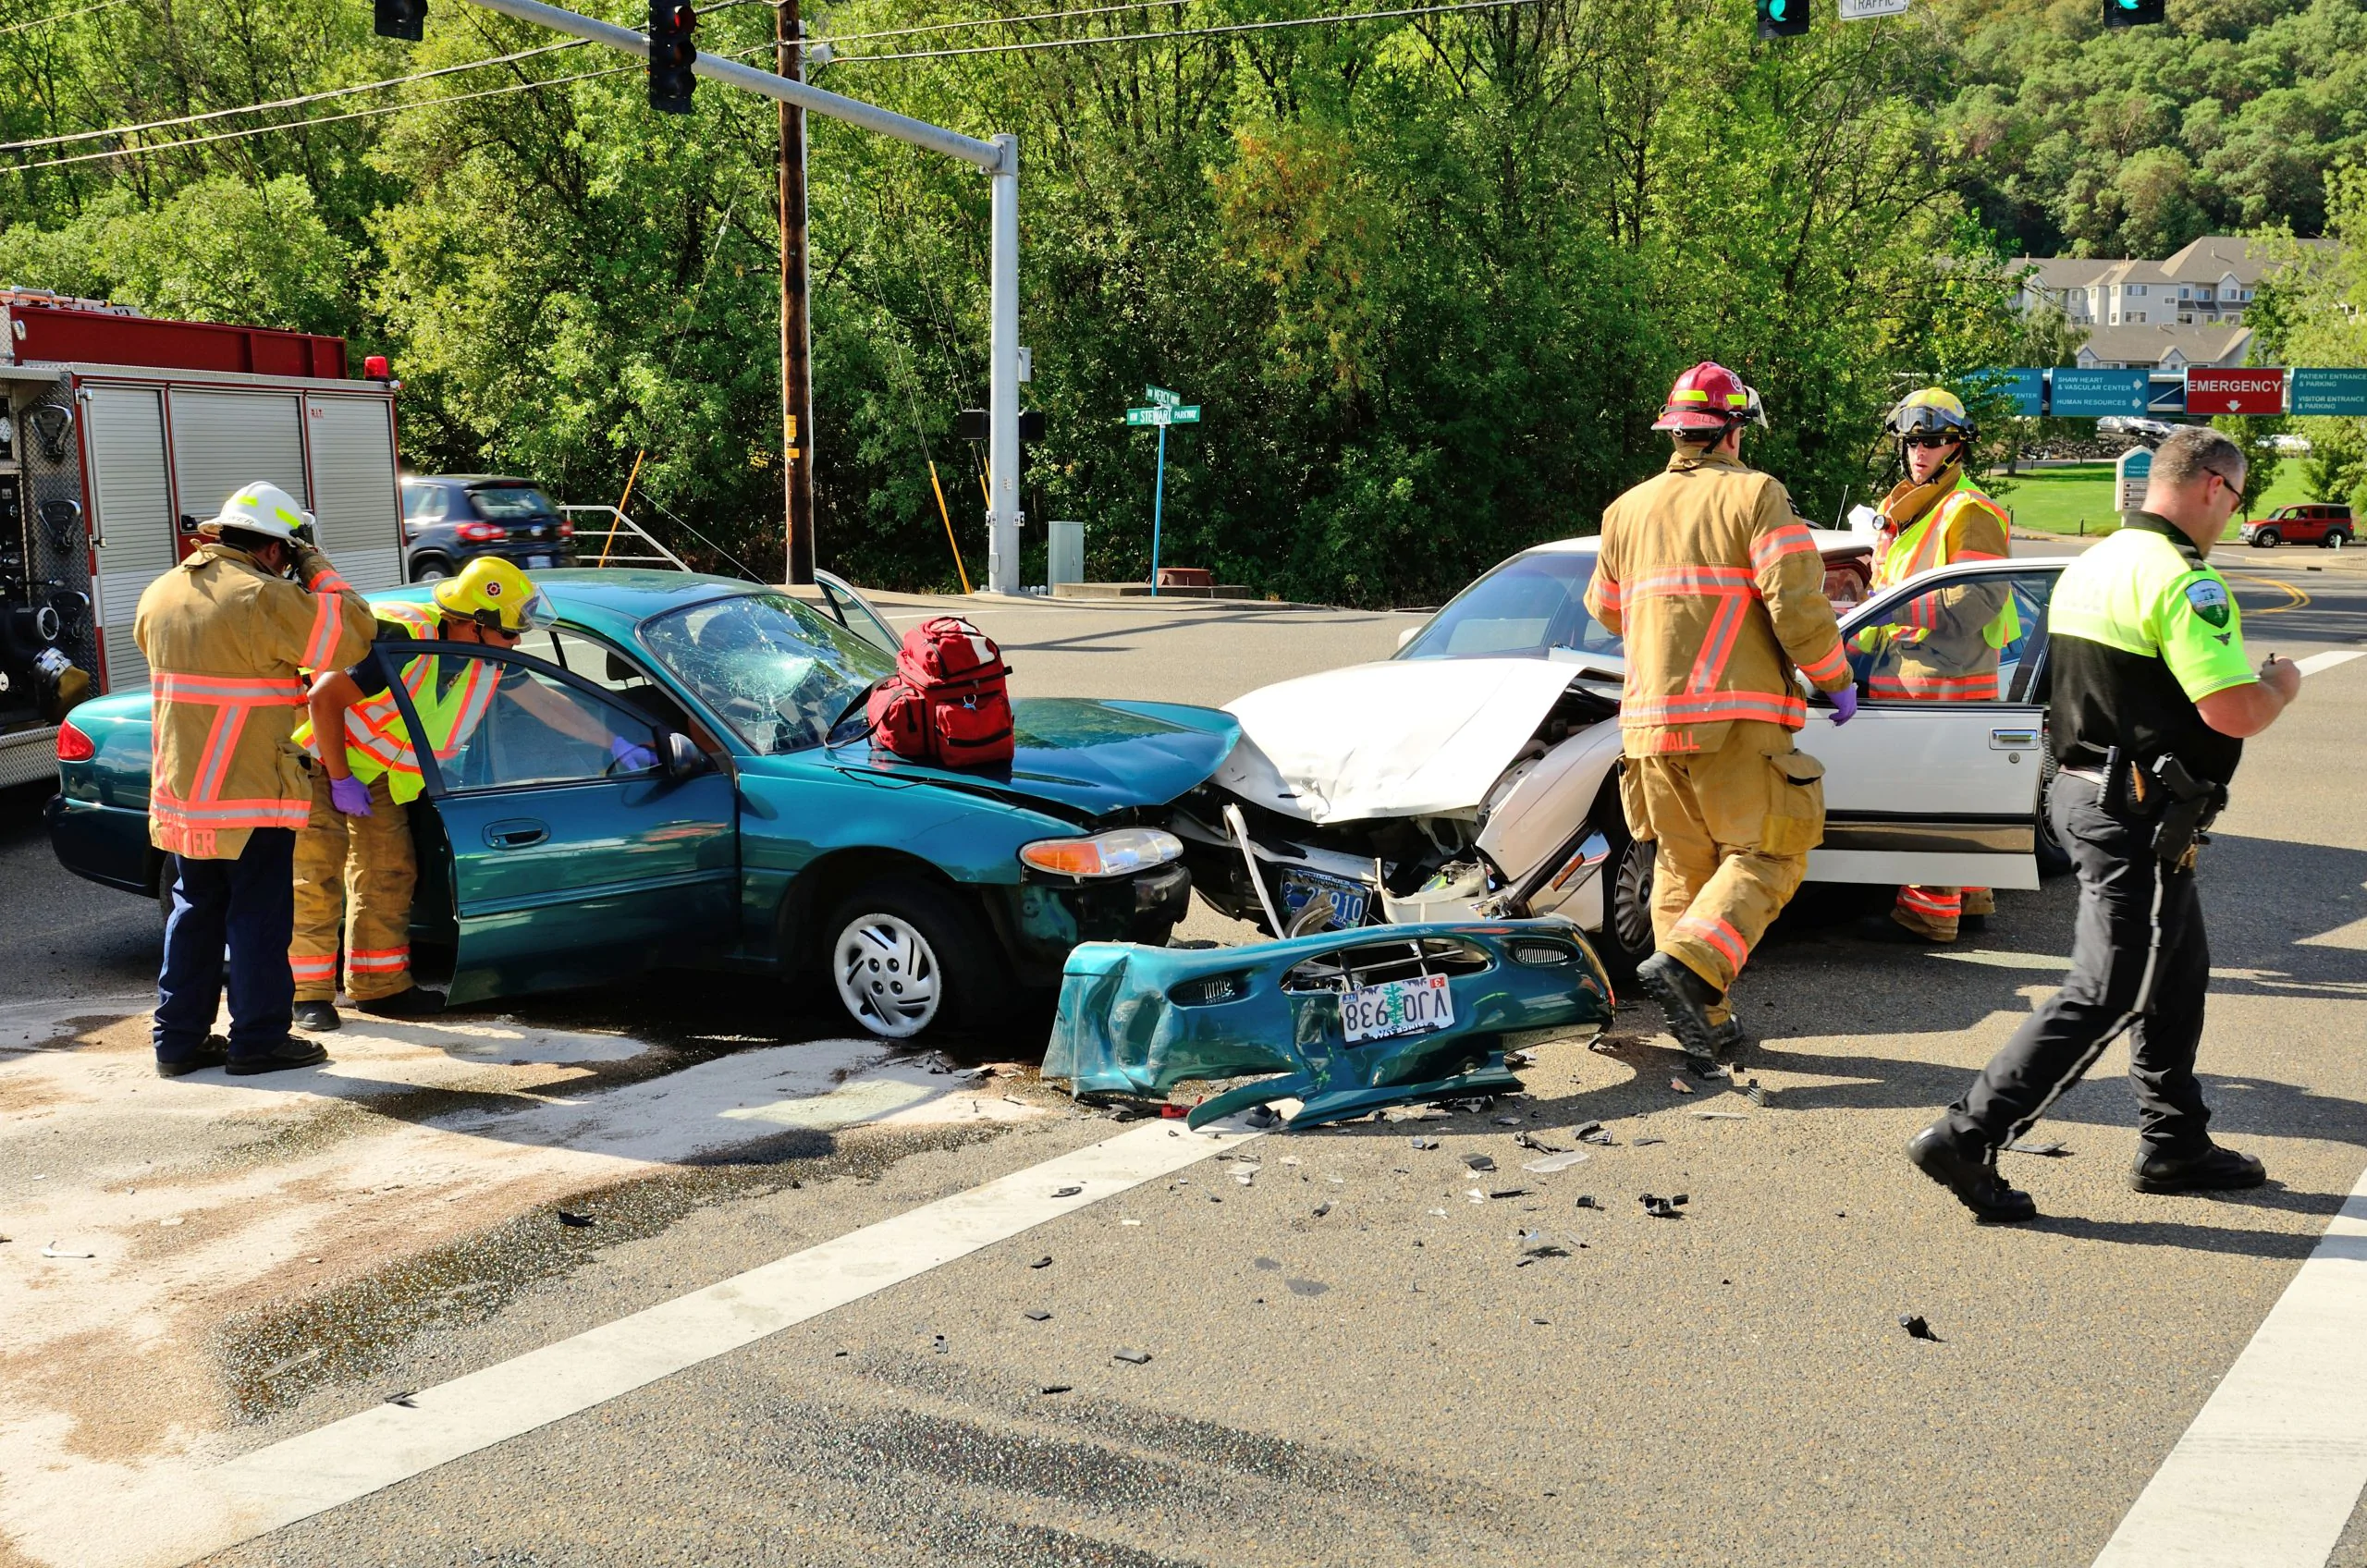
top-left (470, 485), bottom-right (559, 521)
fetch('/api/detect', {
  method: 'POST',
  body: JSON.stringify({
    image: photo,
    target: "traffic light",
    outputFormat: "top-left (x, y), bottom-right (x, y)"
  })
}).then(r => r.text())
top-left (374, 0), bottom-right (426, 42)
top-left (1757, 0), bottom-right (1809, 38)
top-left (647, 0), bottom-right (698, 115)
top-left (2103, 0), bottom-right (2165, 25)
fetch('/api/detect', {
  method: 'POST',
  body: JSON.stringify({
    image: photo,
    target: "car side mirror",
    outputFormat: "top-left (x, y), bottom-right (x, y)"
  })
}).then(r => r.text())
top-left (662, 730), bottom-right (709, 780)
top-left (1396, 625), bottom-right (1421, 651)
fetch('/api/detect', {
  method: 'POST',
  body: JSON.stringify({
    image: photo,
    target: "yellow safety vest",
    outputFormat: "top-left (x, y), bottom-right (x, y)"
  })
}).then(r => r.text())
top-left (294, 604), bottom-right (502, 804)
top-left (1855, 478), bottom-right (2022, 654)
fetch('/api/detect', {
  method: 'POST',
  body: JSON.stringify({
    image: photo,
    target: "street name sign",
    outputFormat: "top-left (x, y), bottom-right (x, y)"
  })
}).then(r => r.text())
top-left (1146, 385), bottom-right (1181, 408)
top-left (2291, 368), bottom-right (2367, 417)
top-left (1125, 406), bottom-right (1165, 426)
top-left (1169, 405), bottom-right (1201, 423)
top-left (1125, 404), bottom-right (1201, 426)
top-left (1838, 0), bottom-right (1909, 18)
top-left (2185, 366), bottom-right (2285, 416)
top-left (2051, 368), bottom-right (2150, 418)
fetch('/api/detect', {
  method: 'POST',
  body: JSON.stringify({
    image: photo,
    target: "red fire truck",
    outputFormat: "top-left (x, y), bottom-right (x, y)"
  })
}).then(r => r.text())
top-left (0, 289), bottom-right (405, 789)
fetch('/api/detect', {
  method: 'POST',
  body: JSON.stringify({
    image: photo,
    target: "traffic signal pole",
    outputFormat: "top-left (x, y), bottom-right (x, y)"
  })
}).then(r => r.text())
top-left (451, 0), bottom-right (1024, 592)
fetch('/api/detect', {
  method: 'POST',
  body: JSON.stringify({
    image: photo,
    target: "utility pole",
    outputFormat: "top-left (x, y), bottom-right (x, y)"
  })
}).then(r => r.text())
top-left (775, 0), bottom-right (815, 585)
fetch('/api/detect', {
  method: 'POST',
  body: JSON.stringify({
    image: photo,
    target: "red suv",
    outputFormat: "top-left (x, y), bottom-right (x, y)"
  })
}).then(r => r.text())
top-left (2244, 504), bottom-right (2353, 548)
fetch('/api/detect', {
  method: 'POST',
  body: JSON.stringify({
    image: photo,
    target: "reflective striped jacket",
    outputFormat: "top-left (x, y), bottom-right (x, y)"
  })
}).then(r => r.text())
top-left (1856, 473), bottom-right (2016, 700)
top-left (293, 604), bottom-right (501, 803)
top-left (132, 541), bottom-right (374, 859)
top-left (1585, 446), bottom-right (1851, 756)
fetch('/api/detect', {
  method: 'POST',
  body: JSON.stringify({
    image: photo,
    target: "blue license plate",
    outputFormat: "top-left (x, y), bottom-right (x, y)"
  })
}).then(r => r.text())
top-left (1281, 869), bottom-right (1369, 929)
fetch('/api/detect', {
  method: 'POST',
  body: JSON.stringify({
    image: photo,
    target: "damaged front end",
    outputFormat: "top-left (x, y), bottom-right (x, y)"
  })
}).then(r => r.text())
top-left (1043, 920), bottom-right (1614, 1130)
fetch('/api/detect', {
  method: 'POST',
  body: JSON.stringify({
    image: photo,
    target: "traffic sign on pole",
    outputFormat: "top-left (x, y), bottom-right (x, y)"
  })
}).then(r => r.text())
top-left (1838, 0), bottom-right (1908, 18)
top-left (2185, 366), bottom-right (2285, 416)
top-left (1146, 386), bottom-right (1181, 409)
top-left (1169, 406), bottom-right (1201, 424)
top-left (1977, 369), bottom-right (2044, 419)
top-left (2292, 368), bottom-right (2367, 416)
top-left (1125, 406), bottom-right (1168, 426)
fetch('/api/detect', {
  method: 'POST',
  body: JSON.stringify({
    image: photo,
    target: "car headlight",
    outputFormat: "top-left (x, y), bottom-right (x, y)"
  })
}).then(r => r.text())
top-left (1020, 827), bottom-right (1184, 879)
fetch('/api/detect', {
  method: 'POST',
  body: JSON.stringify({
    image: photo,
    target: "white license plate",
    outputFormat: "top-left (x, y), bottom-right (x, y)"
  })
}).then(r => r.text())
top-left (1340, 973), bottom-right (1453, 1044)
top-left (527, 554), bottom-right (552, 569)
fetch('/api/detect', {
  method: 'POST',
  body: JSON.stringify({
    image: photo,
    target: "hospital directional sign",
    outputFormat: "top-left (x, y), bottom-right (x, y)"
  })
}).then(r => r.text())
top-left (2291, 368), bottom-right (2367, 416)
top-left (2050, 368), bottom-right (2150, 418)
top-left (1976, 368), bottom-right (2044, 418)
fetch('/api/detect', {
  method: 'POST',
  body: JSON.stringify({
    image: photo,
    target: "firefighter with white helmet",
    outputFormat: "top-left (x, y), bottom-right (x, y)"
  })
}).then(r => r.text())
top-left (290, 557), bottom-right (655, 1031)
top-left (1855, 387), bottom-right (2020, 944)
top-left (1585, 362), bottom-right (1858, 1075)
top-left (134, 481), bottom-right (374, 1076)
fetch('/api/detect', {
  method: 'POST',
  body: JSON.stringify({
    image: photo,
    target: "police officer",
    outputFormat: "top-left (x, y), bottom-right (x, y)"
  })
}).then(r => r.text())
top-left (1586, 362), bottom-right (1858, 1074)
top-left (1907, 426), bottom-right (2302, 1221)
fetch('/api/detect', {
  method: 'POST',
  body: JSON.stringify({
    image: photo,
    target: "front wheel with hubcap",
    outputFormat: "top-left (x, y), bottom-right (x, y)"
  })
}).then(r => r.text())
top-left (824, 877), bottom-right (992, 1039)
top-left (1592, 814), bottom-right (1657, 982)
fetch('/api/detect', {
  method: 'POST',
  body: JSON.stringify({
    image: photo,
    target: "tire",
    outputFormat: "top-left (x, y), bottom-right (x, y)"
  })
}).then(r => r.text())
top-left (2325, 530), bottom-right (2350, 549)
top-left (2253, 528), bottom-right (2281, 548)
top-left (2034, 747), bottom-right (2072, 878)
top-left (1592, 812), bottom-right (1657, 982)
top-left (410, 554), bottom-right (454, 583)
top-left (822, 876), bottom-right (996, 1040)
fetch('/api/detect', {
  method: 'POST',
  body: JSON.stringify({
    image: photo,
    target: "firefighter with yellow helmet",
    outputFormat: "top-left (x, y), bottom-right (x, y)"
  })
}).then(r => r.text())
top-left (1854, 387), bottom-right (2020, 944)
top-left (289, 557), bottom-right (656, 1030)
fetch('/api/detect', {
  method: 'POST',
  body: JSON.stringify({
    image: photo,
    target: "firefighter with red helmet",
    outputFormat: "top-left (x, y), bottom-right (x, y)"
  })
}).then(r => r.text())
top-left (1585, 362), bottom-right (1858, 1074)
top-left (1854, 387), bottom-right (2019, 944)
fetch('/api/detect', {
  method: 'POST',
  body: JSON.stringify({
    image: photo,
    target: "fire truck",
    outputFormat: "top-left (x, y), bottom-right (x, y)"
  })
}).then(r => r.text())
top-left (0, 288), bottom-right (405, 788)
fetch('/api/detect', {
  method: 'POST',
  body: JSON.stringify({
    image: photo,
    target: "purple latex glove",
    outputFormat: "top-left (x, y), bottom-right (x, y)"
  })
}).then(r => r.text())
top-left (609, 736), bottom-right (660, 772)
top-left (329, 773), bottom-right (373, 816)
top-left (1828, 683), bottom-right (1860, 727)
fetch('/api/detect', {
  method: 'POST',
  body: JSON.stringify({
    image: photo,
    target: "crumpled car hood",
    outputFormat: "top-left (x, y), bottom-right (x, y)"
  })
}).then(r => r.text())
top-left (1217, 657), bottom-right (1610, 825)
top-left (840, 698), bottom-right (1240, 817)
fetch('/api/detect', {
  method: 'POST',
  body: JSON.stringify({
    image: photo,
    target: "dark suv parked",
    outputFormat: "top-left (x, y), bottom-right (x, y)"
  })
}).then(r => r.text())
top-left (400, 475), bottom-right (579, 582)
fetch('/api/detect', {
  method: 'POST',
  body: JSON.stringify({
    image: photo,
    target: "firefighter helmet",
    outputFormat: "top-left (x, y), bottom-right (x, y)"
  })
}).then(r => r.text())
top-left (203, 481), bottom-right (314, 542)
top-left (1886, 387), bottom-right (1977, 444)
top-left (1651, 361), bottom-right (1754, 433)
top-left (432, 556), bottom-right (555, 634)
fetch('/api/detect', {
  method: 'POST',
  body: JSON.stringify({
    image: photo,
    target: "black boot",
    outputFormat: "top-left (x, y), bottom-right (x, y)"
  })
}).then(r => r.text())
top-left (1636, 952), bottom-right (1723, 1074)
top-left (357, 986), bottom-right (446, 1019)
top-left (292, 999), bottom-right (341, 1033)
top-left (1907, 1121), bottom-right (2037, 1223)
top-left (2130, 1142), bottom-right (2266, 1194)
top-left (226, 1036), bottom-right (330, 1076)
top-left (156, 1035), bottom-right (230, 1078)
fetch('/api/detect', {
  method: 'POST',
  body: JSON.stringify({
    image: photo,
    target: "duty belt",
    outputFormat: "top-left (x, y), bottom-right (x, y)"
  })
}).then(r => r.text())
top-left (2061, 750), bottom-right (2225, 867)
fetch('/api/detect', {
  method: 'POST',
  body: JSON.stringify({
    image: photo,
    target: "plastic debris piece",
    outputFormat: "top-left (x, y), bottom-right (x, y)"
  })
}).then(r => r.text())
top-left (1519, 1231), bottom-right (1568, 1258)
top-left (40, 1242), bottom-right (94, 1258)
top-left (1311, 1201), bottom-right (1333, 1218)
top-left (1460, 1154), bottom-right (1497, 1173)
top-left (1029, 1256), bottom-right (1053, 1269)
top-left (1745, 1078), bottom-right (1767, 1108)
top-left (1245, 1106), bottom-right (1280, 1128)
top-left (1466, 1189), bottom-right (1487, 1205)
top-left (386, 1392), bottom-right (417, 1407)
top-left (1669, 1077), bottom-right (1695, 1095)
top-left (1160, 1104), bottom-right (1188, 1119)
top-left (1234, 1171), bottom-right (1257, 1185)
top-left (1633, 1136), bottom-right (1665, 1146)
top-left (1693, 1110), bottom-right (1750, 1121)
top-left (1638, 1194), bottom-right (1680, 1219)
top-left (2005, 1137), bottom-right (2068, 1157)
top-left (1513, 1132), bottom-right (1566, 1154)
top-left (1428, 1207), bottom-right (1449, 1217)
top-left (1112, 1348), bottom-right (1152, 1365)
top-left (1037, 1384), bottom-right (1073, 1395)
top-left (1672, 1193), bottom-right (1689, 1206)
top-left (1489, 1188), bottom-right (1532, 1200)
top-left (1900, 1315), bottom-right (1940, 1342)
top-left (558, 1211), bottom-right (595, 1228)
top-left (1493, 1116), bottom-right (1522, 1126)
top-left (1522, 1150), bottom-right (1591, 1174)
top-left (1410, 1136), bottom-right (1440, 1150)
top-left (1574, 1194), bottom-right (1599, 1209)
top-left (1051, 1186), bottom-right (1084, 1198)
top-left (1504, 1050), bottom-right (1534, 1069)
top-left (933, 1334), bottom-right (949, 1354)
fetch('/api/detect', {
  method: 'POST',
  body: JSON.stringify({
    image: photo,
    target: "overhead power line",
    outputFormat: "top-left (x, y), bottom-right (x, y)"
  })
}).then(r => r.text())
top-left (5, 0), bottom-right (1535, 172)
top-left (0, 0), bottom-right (132, 35)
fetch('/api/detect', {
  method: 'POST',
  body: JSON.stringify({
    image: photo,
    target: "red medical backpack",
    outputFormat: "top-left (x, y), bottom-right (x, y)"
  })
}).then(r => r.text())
top-left (865, 616), bottom-right (1015, 769)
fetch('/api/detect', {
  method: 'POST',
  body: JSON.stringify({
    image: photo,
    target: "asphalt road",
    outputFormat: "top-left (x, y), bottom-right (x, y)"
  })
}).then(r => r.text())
top-left (2, 547), bottom-right (2362, 1568)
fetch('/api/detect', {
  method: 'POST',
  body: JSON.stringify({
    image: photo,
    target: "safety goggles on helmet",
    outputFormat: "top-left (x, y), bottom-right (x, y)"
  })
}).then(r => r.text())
top-left (1886, 388), bottom-right (1976, 442)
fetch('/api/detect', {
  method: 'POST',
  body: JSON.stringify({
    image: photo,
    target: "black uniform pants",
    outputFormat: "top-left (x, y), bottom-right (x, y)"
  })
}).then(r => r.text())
top-left (1944, 773), bottom-right (2214, 1156)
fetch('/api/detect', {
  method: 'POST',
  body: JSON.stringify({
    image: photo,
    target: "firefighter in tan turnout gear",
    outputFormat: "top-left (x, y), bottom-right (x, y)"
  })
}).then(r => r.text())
top-left (1852, 387), bottom-right (2019, 944)
top-left (134, 482), bottom-right (374, 1077)
top-left (1586, 362), bottom-right (1858, 1073)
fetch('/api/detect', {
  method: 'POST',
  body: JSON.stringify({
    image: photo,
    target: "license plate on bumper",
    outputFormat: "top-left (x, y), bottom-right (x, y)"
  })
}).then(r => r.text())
top-left (1281, 868), bottom-right (1369, 929)
top-left (1340, 973), bottom-right (1453, 1044)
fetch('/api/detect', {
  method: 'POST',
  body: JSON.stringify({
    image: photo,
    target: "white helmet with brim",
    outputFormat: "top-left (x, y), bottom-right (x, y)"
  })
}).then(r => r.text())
top-left (203, 481), bottom-right (314, 542)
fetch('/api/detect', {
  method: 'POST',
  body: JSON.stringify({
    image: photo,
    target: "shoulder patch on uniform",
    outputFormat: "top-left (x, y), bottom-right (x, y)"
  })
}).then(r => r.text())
top-left (2183, 575), bottom-right (2231, 629)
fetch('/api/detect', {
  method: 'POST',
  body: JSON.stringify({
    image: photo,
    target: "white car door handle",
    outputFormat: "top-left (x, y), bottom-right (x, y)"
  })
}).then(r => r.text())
top-left (1989, 728), bottom-right (2040, 749)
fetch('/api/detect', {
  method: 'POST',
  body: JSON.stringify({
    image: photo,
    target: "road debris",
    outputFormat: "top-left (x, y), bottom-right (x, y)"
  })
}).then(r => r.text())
top-left (1900, 1315), bottom-right (1941, 1341)
top-left (1518, 1231), bottom-right (1569, 1258)
top-left (1037, 1383), bottom-right (1073, 1395)
top-left (385, 1392), bottom-right (417, 1407)
top-left (1693, 1110), bottom-right (1749, 1121)
top-left (557, 1211), bottom-right (595, 1228)
top-left (1024, 1310), bottom-right (1052, 1322)
top-left (933, 1334), bottom-right (949, 1354)
top-left (1488, 1187), bottom-right (1532, 1200)
top-left (1669, 1077), bottom-right (1695, 1095)
top-left (1428, 1207), bottom-right (1450, 1217)
top-left (1411, 1136), bottom-right (1441, 1150)
top-left (1744, 1078), bottom-right (1768, 1108)
top-left (1513, 1131), bottom-right (1566, 1154)
top-left (1234, 1171), bottom-right (1257, 1186)
top-left (1466, 1189), bottom-right (1487, 1205)
top-left (1639, 1194), bottom-right (1681, 1219)
top-left (1574, 1194), bottom-right (1600, 1209)
top-left (1112, 1348), bottom-right (1153, 1365)
top-left (1522, 1150), bottom-right (1591, 1174)
top-left (40, 1242), bottom-right (94, 1258)
top-left (1050, 1185), bottom-right (1084, 1198)
top-left (2005, 1137), bottom-right (2069, 1157)
top-left (1311, 1200), bottom-right (1333, 1218)
top-left (1575, 1121), bottom-right (1615, 1145)
top-left (1492, 1115), bottom-right (1522, 1126)
top-left (1460, 1154), bottom-right (1498, 1173)
top-left (1633, 1135), bottom-right (1665, 1146)
top-left (1028, 1256), bottom-right (1053, 1269)
top-left (1244, 1106), bottom-right (1280, 1128)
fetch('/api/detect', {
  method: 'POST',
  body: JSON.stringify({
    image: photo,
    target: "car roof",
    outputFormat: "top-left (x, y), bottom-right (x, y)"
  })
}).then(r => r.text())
top-left (402, 473), bottom-right (543, 488)
top-left (1521, 527), bottom-right (1867, 558)
top-left (366, 569), bottom-right (770, 639)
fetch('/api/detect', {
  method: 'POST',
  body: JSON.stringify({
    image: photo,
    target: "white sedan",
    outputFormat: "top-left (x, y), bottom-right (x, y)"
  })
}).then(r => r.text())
top-left (1176, 535), bottom-right (2073, 974)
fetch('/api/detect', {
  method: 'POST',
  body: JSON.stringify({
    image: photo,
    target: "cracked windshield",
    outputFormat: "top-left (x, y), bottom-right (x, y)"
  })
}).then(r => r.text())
top-left (1396, 551), bottom-right (1622, 661)
top-left (639, 593), bottom-right (892, 754)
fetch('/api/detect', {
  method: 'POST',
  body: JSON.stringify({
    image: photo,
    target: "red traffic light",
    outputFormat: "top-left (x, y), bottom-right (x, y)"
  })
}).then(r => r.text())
top-left (647, 0), bottom-right (698, 112)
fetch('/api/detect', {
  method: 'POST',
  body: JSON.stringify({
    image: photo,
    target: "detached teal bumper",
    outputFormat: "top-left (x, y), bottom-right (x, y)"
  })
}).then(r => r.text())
top-left (1045, 920), bottom-right (1613, 1130)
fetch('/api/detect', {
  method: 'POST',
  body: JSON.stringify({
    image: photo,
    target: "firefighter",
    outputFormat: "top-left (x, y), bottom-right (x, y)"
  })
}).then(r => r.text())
top-left (1908, 426), bottom-right (2300, 1222)
top-left (135, 482), bottom-right (374, 1077)
top-left (290, 557), bottom-right (654, 1030)
top-left (1586, 363), bottom-right (1859, 1074)
top-left (1852, 388), bottom-right (2020, 943)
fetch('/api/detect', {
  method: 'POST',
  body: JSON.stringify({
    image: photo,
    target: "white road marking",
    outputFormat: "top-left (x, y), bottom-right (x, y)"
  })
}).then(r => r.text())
top-left (2295, 650), bottom-right (2363, 677)
top-left (24, 1118), bottom-right (1259, 1568)
top-left (2091, 1160), bottom-right (2367, 1568)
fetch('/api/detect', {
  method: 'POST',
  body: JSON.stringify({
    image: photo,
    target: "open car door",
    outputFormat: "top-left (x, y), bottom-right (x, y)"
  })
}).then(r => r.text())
top-left (1798, 562), bottom-right (2066, 892)
top-left (381, 640), bottom-right (739, 1006)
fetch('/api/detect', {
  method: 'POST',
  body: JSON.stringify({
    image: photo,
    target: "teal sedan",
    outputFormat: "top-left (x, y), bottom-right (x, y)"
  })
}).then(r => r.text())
top-left (45, 571), bottom-right (1240, 1038)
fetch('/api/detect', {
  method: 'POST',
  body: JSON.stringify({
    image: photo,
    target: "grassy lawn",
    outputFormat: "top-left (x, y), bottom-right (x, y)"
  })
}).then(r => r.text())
top-left (1993, 462), bottom-right (2316, 540)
